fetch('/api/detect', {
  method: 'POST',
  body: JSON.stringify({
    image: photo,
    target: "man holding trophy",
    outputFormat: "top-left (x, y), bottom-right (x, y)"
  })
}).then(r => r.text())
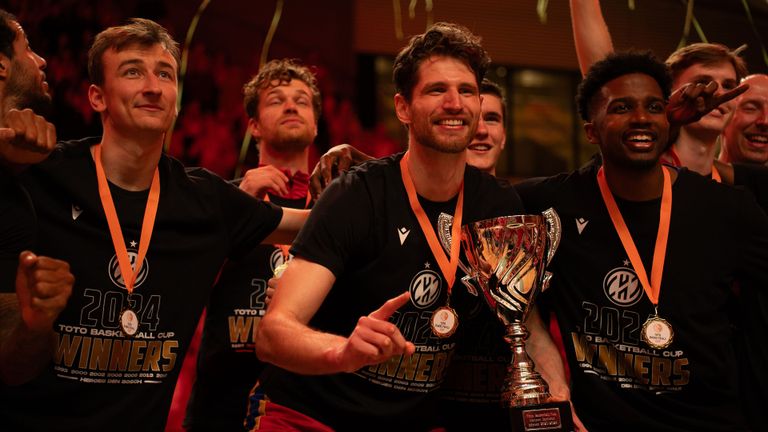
top-left (252, 22), bottom-right (576, 430)
top-left (516, 51), bottom-right (768, 431)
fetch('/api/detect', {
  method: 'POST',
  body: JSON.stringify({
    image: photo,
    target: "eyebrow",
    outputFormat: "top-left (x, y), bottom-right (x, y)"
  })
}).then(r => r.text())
top-left (118, 59), bottom-right (176, 71)
top-left (266, 88), bottom-right (311, 98)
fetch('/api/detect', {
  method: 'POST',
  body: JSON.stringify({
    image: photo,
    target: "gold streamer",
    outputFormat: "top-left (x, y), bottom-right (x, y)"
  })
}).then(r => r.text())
top-left (741, 0), bottom-right (768, 68)
top-left (235, 0), bottom-right (284, 179)
top-left (393, 0), bottom-right (404, 40)
top-left (425, 0), bottom-right (434, 28)
top-left (537, 0), bottom-right (549, 24)
top-left (164, 0), bottom-right (211, 152)
top-left (677, 0), bottom-right (695, 49)
top-left (409, 0), bottom-right (417, 19)
top-left (628, 0), bottom-right (636, 10)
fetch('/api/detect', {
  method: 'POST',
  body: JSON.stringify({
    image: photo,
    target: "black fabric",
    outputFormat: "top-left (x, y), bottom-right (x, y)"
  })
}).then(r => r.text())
top-left (732, 162), bottom-right (768, 431)
top-left (185, 193), bottom-right (310, 432)
top-left (515, 159), bottom-right (768, 432)
top-left (258, 153), bottom-right (524, 431)
top-left (0, 169), bottom-right (37, 292)
top-left (0, 137), bottom-right (282, 432)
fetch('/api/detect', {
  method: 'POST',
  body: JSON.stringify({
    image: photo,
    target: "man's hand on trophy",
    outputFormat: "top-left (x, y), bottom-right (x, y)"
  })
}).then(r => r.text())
top-left (325, 291), bottom-right (415, 373)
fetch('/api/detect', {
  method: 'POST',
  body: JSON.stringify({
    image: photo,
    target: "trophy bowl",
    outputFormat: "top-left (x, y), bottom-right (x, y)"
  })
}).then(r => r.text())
top-left (460, 210), bottom-right (568, 416)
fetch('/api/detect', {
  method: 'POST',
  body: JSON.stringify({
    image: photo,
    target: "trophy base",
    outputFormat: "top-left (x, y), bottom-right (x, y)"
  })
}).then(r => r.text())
top-left (509, 400), bottom-right (573, 432)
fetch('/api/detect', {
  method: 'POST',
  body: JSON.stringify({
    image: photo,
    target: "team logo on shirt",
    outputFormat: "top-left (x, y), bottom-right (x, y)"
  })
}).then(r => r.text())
top-left (108, 250), bottom-right (149, 289)
top-left (603, 265), bottom-right (643, 307)
top-left (409, 267), bottom-right (442, 309)
top-left (269, 248), bottom-right (292, 272)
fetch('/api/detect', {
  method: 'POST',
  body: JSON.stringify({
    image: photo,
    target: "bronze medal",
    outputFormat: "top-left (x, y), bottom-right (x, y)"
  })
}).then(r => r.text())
top-left (641, 315), bottom-right (674, 349)
top-left (120, 308), bottom-right (140, 337)
top-left (430, 306), bottom-right (459, 338)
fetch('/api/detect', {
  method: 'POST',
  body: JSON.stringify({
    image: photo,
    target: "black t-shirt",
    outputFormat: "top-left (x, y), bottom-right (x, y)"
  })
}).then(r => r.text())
top-left (0, 169), bottom-right (36, 290)
top-left (185, 192), bottom-right (310, 432)
top-left (516, 159), bottom-right (768, 432)
top-left (0, 138), bottom-right (283, 432)
top-left (731, 162), bottom-right (768, 430)
top-left (259, 153), bottom-right (524, 431)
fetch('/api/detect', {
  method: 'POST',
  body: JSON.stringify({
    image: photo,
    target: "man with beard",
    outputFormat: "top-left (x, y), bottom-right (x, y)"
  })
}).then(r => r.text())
top-left (1, 18), bottom-right (307, 431)
top-left (251, 23), bottom-right (558, 430)
top-left (516, 51), bottom-right (768, 431)
top-left (0, 9), bottom-right (74, 385)
top-left (184, 59), bottom-right (319, 432)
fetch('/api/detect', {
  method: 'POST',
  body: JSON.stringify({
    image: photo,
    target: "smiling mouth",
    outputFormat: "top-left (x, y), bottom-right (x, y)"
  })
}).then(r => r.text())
top-left (746, 133), bottom-right (768, 147)
top-left (623, 131), bottom-right (657, 150)
top-left (467, 143), bottom-right (492, 151)
top-left (435, 118), bottom-right (467, 127)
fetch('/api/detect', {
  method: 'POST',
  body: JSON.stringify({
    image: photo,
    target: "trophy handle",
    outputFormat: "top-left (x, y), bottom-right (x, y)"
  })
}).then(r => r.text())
top-left (542, 208), bottom-right (561, 266)
top-left (438, 212), bottom-right (478, 296)
top-left (541, 271), bottom-right (553, 293)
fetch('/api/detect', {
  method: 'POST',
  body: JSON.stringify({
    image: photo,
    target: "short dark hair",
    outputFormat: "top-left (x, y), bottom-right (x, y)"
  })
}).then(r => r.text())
top-left (480, 78), bottom-right (507, 123)
top-left (243, 58), bottom-right (321, 121)
top-left (88, 18), bottom-right (180, 86)
top-left (576, 51), bottom-right (672, 122)
top-left (0, 10), bottom-right (18, 60)
top-left (666, 43), bottom-right (748, 83)
top-left (392, 22), bottom-right (490, 101)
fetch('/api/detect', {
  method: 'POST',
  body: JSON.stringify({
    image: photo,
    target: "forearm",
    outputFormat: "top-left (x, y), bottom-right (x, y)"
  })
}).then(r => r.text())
top-left (255, 311), bottom-right (349, 374)
top-left (262, 208), bottom-right (310, 245)
top-left (570, 0), bottom-right (614, 76)
top-left (0, 296), bottom-right (54, 385)
top-left (525, 307), bottom-right (570, 400)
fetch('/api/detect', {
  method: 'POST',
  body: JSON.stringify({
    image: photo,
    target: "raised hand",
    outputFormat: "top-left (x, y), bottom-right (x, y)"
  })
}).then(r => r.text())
top-left (327, 291), bottom-right (416, 372)
top-left (15, 251), bottom-right (73, 333)
top-left (667, 81), bottom-right (749, 125)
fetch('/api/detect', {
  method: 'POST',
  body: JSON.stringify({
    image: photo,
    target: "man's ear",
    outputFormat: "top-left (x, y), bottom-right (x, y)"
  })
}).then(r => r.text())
top-left (0, 54), bottom-right (10, 81)
top-left (394, 93), bottom-right (411, 126)
top-left (88, 84), bottom-right (106, 113)
top-left (248, 117), bottom-right (262, 140)
top-left (584, 121), bottom-right (599, 145)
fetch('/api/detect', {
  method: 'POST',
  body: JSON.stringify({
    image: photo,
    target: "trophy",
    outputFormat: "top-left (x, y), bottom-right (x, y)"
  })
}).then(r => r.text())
top-left (440, 210), bottom-right (572, 431)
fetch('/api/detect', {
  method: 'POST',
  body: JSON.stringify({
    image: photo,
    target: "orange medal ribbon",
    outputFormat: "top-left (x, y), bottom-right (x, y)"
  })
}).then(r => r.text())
top-left (597, 166), bottom-right (671, 307)
top-left (93, 144), bottom-right (160, 296)
top-left (399, 152), bottom-right (463, 290)
top-left (711, 165), bottom-right (722, 183)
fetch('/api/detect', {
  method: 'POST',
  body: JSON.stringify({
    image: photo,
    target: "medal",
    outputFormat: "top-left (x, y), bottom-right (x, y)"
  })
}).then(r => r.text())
top-left (120, 307), bottom-right (140, 337)
top-left (273, 262), bottom-right (289, 279)
top-left (641, 314), bottom-right (674, 349)
top-left (400, 152), bottom-right (464, 338)
top-left (93, 144), bottom-right (160, 337)
top-left (597, 166), bottom-right (675, 349)
top-left (430, 306), bottom-right (459, 338)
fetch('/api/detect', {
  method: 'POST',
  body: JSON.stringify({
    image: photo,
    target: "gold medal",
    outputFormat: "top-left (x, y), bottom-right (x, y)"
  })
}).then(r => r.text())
top-left (273, 262), bottom-right (289, 279)
top-left (641, 315), bottom-right (674, 349)
top-left (430, 306), bottom-right (458, 338)
top-left (120, 308), bottom-right (140, 337)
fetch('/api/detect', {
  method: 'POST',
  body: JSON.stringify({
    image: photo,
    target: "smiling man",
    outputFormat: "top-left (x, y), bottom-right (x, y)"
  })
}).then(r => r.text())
top-left (516, 51), bottom-right (768, 431)
top-left (465, 78), bottom-right (506, 175)
top-left (720, 74), bottom-right (768, 165)
top-left (1, 18), bottom-right (307, 432)
top-left (251, 23), bottom-right (534, 430)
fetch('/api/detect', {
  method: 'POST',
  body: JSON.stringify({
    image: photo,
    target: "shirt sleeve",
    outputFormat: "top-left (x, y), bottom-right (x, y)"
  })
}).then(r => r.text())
top-left (290, 170), bottom-right (374, 278)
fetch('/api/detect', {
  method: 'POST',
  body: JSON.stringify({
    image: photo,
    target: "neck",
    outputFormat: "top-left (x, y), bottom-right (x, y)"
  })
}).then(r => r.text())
top-left (259, 144), bottom-right (309, 173)
top-left (97, 129), bottom-right (163, 191)
top-left (407, 143), bottom-right (466, 201)
top-left (602, 162), bottom-right (668, 201)
top-left (717, 143), bottom-right (733, 164)
top-left (674, 126), bottom-right (719, 175)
